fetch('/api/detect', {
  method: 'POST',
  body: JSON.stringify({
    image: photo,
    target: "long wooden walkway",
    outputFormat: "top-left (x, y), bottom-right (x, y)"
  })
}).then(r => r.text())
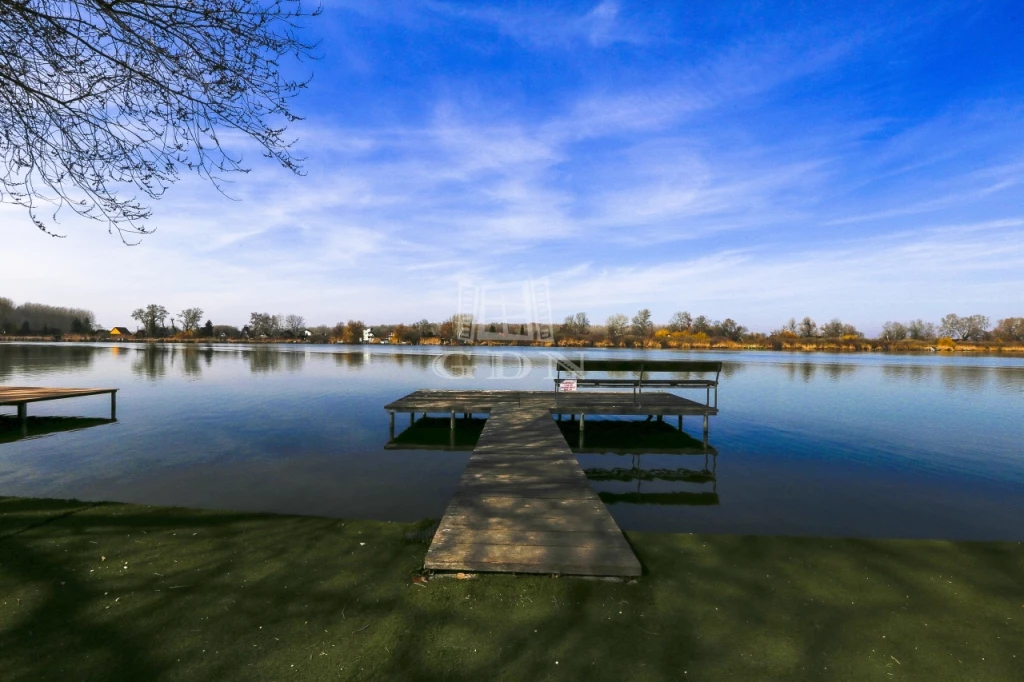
top-left (425, 403), bottom-right (642, 577)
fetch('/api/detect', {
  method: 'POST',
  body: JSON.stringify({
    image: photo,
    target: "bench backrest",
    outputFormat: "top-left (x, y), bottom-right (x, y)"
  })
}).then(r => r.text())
top-left (553, 358), bottom-right (722, 377)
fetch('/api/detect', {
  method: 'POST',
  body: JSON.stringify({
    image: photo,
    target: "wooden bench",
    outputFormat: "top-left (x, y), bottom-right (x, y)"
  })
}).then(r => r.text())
top-left (552, 359), bottom-right (722, 407)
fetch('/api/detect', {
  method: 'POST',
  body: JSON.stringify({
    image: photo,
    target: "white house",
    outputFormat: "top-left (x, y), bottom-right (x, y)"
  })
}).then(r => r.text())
top-left (361, 328), bottom-right (375, 343)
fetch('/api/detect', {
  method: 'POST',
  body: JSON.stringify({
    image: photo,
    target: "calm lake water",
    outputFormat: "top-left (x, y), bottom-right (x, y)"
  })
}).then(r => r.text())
top-left (1, 343), bottom-right (1022, 541)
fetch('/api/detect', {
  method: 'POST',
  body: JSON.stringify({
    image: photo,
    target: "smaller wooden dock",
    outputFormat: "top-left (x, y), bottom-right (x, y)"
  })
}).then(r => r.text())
top-left (0, 387), bottom-right (118, 436)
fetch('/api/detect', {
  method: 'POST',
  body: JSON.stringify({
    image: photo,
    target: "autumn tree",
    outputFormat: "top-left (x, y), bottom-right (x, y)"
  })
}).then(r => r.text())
top-left (343, 320), bottom-right (366, 344)
top-left (1, 0), bottom-right (321, 240)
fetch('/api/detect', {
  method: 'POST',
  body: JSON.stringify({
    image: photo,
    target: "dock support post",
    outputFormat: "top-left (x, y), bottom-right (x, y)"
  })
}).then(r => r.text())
top-left (678, 415), bottom-right (683, 430)
top-left (110, 391), bottom-right (116, 420)
top-left (703, 414), bottom-right (709, 438)
top-left (656, 415), bottom-right (663, 422)
top-left (388, 411), bottom-right (395, 439)
top-left (410, 412), bottom-right (415, 426)
top-left (450, 410), bottom-right (456, 430)
top-left (579, 413), bottom-right (585, 448)
top-left (18, 403), bottom-right (27, 437)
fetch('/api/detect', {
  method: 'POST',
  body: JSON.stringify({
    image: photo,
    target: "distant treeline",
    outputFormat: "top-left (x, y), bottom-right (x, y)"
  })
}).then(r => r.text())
top-left (4, 298), bottom-right (1023, 349)
top-left (0, 297), bottom-right (96, 335)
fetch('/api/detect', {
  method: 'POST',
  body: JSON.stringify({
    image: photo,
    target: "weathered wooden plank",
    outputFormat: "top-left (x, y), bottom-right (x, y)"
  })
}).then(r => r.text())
top-left (425, 543), bottom-right (639, 577)
top-left (0, 387), bottom-right (117, 406)
top-left (451, 484), bottom-right (598, 499)
top-left (384, 389), bottom-right (717, 417)
top-left (430, 529), bottom-right (625, 549)
top-left (424, 402), bottom-right (641, 576)
top-left (436, 514), bottom-right (622, 533)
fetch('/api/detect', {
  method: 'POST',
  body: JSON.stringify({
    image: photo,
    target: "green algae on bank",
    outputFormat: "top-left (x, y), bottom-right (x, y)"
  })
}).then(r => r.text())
top-left (1, 496), bottom-right (1021, 681)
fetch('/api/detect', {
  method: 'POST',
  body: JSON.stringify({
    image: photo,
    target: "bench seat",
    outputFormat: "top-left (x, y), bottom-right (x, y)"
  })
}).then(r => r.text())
top-left (553, 358), bottom-right (722, 407)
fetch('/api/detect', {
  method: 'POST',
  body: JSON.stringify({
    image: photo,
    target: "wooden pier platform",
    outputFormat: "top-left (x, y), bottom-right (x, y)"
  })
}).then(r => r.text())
top-left (1, 387), bottom-right (118, 436)
top-left (424, 403), bottom-right (642, 577)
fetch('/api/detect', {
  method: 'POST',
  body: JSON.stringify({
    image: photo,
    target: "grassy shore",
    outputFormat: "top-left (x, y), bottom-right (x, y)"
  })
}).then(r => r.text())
top-left (1, 497), bottom-right (1020, 681)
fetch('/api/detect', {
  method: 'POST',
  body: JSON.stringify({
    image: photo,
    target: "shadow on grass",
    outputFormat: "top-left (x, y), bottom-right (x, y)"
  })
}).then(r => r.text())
top-left (1, 496), bottom-right (1022, 681)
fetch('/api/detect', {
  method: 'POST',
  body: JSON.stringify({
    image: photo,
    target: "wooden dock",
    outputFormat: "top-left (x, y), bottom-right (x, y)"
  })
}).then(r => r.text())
top-left (424, 403), bottom-right (642, 577)
top-left (1, 387), bottom-right (118, 436)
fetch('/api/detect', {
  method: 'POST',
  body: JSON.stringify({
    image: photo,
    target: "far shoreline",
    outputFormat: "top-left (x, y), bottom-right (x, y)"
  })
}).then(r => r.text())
top-left (3, 335), bottom-right (1024, 355)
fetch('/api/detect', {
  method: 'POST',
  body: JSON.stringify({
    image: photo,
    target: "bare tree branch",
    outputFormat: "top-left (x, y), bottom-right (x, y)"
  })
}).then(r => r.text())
top-left (0, 0), bottom-right (321, 242)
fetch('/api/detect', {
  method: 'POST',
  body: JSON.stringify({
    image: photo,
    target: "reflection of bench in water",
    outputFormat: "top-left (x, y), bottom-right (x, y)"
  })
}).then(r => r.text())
top-left (0, 386), bottom-right (118, 438)
top-left (599, 490), bottom-right (720, 506)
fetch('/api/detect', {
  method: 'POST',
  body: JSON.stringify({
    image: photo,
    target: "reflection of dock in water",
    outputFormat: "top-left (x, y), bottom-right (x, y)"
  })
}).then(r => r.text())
top-left (0, 416), bottom-right (115, 444)
top-left (572, 419), bottom-right (720, 507)
top-left (384, 390), bottom-right (724, 577)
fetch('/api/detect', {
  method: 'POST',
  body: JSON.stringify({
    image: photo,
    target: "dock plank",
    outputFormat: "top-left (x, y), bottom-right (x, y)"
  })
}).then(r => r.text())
top-left (424, 403), bottom-right (641, 577)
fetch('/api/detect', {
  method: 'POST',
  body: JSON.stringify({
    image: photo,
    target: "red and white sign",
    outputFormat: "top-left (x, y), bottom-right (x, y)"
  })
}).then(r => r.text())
top-left (559, 379), bottom-right (578, 392)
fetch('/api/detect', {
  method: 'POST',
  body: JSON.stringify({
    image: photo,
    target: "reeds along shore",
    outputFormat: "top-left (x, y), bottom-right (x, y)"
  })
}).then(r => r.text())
top-left (3, 333), bottom-right (1024, 353)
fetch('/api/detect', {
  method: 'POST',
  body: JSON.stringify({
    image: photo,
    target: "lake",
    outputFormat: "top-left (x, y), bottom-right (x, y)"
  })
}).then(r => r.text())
top-left (1, 343), bottom-right (1021, 541)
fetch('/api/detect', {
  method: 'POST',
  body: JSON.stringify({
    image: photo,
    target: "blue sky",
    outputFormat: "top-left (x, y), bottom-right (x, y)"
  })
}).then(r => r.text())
top-left (2, 0), bottom-right (1022, 333)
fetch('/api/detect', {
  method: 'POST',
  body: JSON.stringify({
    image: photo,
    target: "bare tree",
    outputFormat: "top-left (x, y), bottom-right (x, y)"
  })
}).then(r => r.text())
top-left (907, 319), bottom-right (936, 340)
top-left (560, 312), bottom-right (590, 339)
top-left (667, 311), bottom-right (692, 333)
top-left (284, 314), bottom-right (305, 335)
top-left (132, 304), bottom-right (168, 336)
top-left (939, 313), bottom-right (990, 341)
top-left (605, 313), bottom-right (629, 340)
top-left (1, 0), bottom-right (321, 240)
top-left (631, 309), bottom-right (653, 338)
top-left (797, 317), bottom-right (818, 338)
top-left (820, 318), bottom-right (845, 338)
top-left (691, 315), bottom-right (712, 335)
top-left (880, 321), bottom-right (908, 341)
top-left (178, 307), bottom-right (204, 334)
